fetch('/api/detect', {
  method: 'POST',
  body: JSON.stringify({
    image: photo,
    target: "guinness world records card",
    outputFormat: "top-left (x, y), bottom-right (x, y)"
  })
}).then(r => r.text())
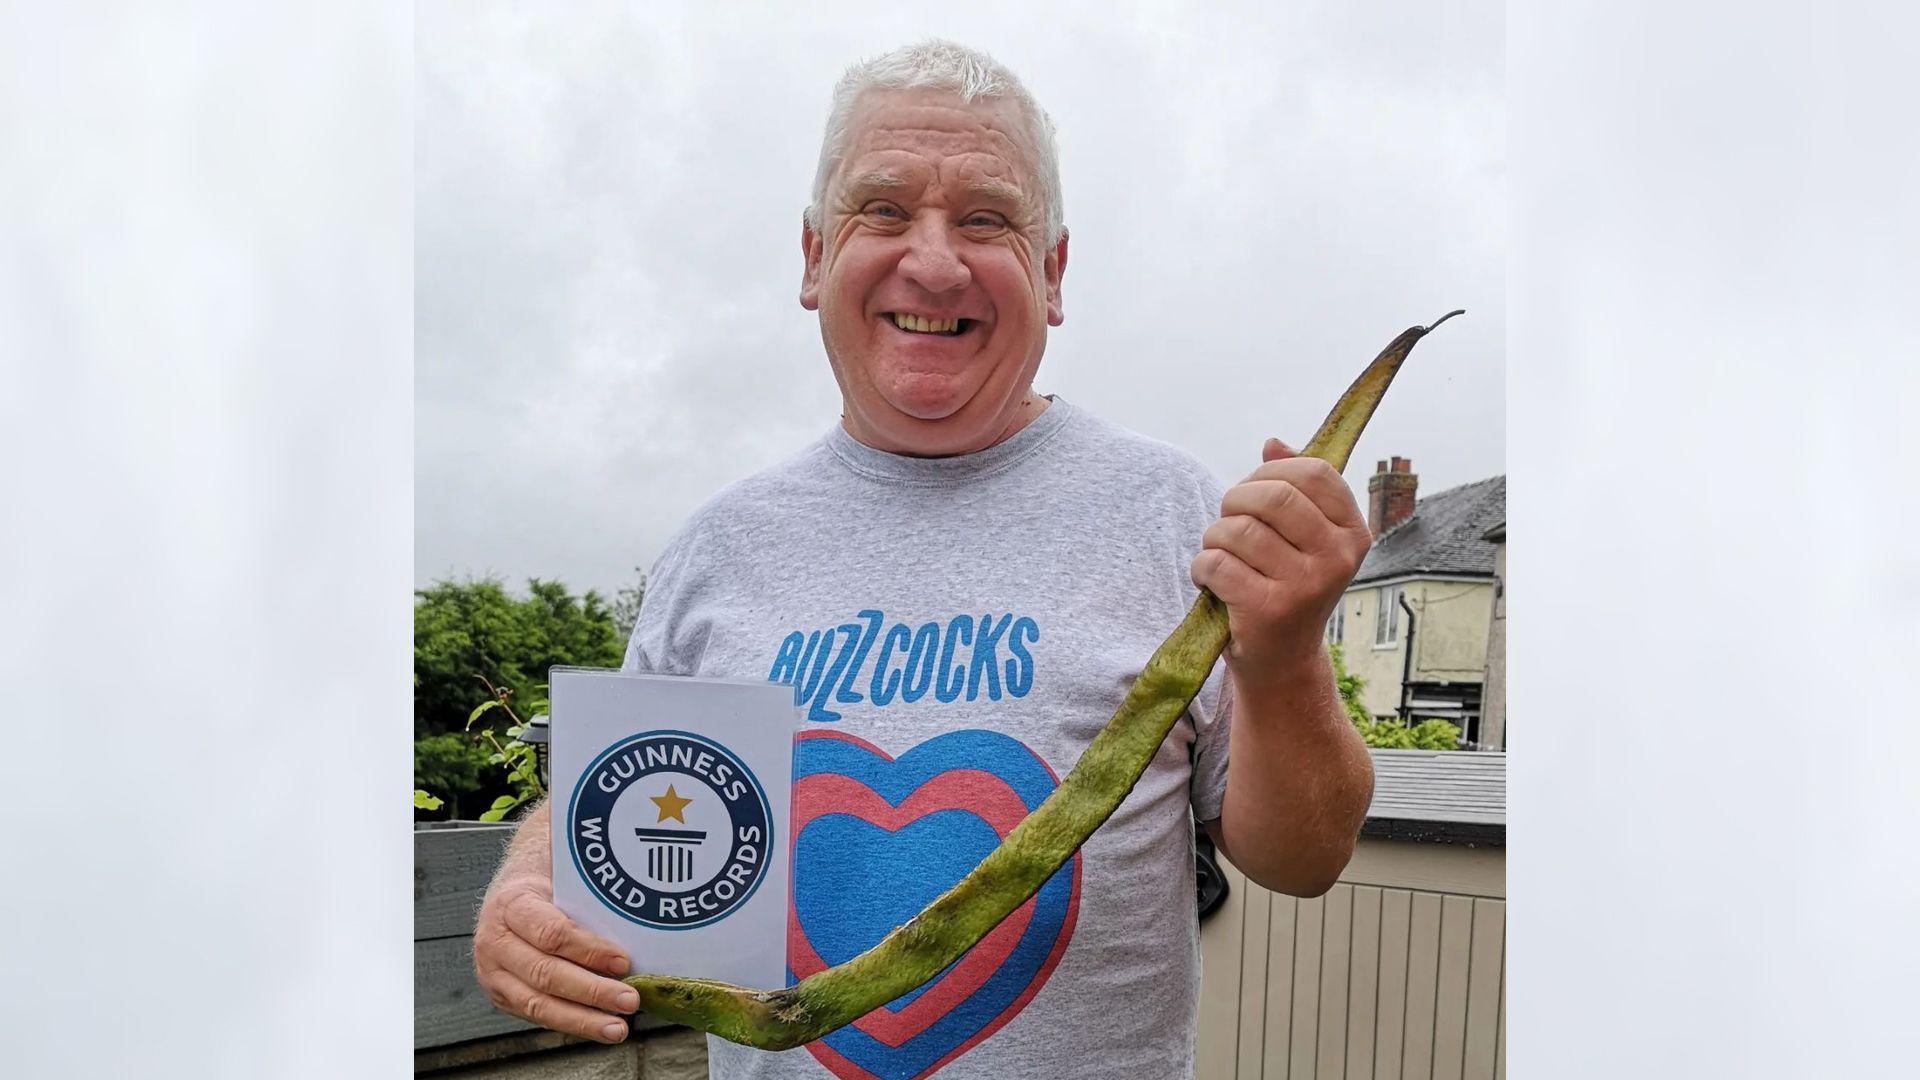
top-left (549, 667), bottom-right (797, 988)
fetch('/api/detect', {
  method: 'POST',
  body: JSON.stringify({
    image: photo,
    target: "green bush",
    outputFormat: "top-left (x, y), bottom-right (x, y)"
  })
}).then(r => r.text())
top-left (1353, 716), bottom-right (1461, 750)
top-left (413, 732), bottom-right (491, 820)
top-left (413, 575), bottom-right (632, 819)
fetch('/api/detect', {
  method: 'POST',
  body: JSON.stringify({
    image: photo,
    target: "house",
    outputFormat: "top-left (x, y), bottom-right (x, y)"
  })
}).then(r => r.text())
top-left (1480, 520), bottom-right (1507, 749)
top-left (1326, 457), bottom-right (1506, 746)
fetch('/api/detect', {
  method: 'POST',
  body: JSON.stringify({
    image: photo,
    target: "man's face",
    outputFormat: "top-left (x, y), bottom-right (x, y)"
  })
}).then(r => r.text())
top-left (801, 87), bottom-right (1066, 456)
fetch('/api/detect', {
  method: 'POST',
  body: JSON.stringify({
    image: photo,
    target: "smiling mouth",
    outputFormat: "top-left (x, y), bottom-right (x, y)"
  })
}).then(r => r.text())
top-left (884, 312), bottom-right (974, 337)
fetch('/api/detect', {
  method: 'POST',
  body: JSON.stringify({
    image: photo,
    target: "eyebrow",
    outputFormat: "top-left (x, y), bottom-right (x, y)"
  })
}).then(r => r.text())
top-left (843, 171), bottom-right (907, 196)
top-left (964, 178), bottom-right (1025, 205)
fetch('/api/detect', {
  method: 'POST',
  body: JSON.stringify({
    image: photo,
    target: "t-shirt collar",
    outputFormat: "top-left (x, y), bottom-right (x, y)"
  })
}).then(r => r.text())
top-left (824, 395), bottom-right (1076, 485)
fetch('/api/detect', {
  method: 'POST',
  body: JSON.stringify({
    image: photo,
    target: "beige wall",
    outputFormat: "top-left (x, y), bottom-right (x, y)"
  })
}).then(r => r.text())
top-left (1481, 544), bottom-right (1506, 748)
top-left (1198, 840), bottom-right (1506, 1080)
top-left (1334, 579), bottom-right (1495, 717)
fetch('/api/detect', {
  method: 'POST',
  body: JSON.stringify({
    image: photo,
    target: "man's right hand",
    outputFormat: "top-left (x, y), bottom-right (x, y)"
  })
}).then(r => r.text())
top-left (472, 804), bottom-right (641, 1044)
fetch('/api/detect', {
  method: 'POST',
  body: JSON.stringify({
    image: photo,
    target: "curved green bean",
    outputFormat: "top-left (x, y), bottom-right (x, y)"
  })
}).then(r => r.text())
top-left (625, 311), bottom-right (1464, 1050)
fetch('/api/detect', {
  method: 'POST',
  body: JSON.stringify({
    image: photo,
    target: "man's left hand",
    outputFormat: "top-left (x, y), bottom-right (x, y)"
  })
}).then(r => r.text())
top-left (1190, 437), bottom-right (1372, 694)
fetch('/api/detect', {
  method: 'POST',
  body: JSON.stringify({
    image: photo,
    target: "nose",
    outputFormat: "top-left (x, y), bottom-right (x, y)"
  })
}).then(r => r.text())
top-left (897, 214), bottom-right (971, 294)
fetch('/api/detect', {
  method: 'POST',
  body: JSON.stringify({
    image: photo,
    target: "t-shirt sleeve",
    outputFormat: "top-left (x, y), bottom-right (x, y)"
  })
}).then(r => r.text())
top-left (1189, 657), bottom-right (1233, 822)
top-left (621, 526), bottom-right (702, 676)
top-left (1182, 461), bottom-right (1233, 822)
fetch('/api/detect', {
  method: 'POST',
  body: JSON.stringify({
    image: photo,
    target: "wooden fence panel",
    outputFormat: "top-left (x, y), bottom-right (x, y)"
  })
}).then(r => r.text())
top-left (1260, 891), bottom-right (1299, 1078)
top-left (1313, 886), bottom-right (1353, 1080)
top-left (1281, 893), bottom-right (1321, 1078)
top-left (1373, 888), bottom-right (1412, 1079)
top-left (1237, 878), bottom-right (1274, 1077)
top-left (1345, 885), bottom-right (1383, 1079)
top-left (1494, 959), bottom-right (1506, 1080)
top-left (1463, 898), bottom-right (1506, 1080)
top-left (1196, 842), bottom-right (1504, 1080)
top-left (1431, 895), bottom-right (1474, 1080)
top-left (1400, 891), bottom-right (1442, 1079)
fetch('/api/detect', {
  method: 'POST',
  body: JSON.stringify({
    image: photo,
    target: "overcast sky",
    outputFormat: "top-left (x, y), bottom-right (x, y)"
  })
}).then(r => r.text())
top-left (416, 0), bottom-right (1504, 600)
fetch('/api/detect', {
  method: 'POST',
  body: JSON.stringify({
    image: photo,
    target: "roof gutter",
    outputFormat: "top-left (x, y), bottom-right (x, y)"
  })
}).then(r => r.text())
top-left (1350, 570), bottom-right (1493, 590)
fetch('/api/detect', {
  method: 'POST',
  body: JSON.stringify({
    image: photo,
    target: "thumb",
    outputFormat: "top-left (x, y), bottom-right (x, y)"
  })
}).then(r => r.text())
top-left (1262, 437), bottom-right (1297, 463)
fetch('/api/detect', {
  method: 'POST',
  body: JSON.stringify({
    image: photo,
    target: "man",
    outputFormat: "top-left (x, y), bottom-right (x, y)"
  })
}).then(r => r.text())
top-left (472, 40), bottom-right (1374, 1079)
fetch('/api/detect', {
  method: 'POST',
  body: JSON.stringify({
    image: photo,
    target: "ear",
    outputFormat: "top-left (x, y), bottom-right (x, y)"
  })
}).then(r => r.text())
top-left (1044, 227), bottom-right (1068, 326)
top-left (799, 215), bottom-right (824, 311)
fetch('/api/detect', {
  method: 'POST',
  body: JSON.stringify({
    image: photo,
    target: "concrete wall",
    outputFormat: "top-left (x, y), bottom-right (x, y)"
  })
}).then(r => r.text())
top-left (1197, 838), bottom-right (1506, 1079)
top-left (1335, 580), bottom-right (1495, 717)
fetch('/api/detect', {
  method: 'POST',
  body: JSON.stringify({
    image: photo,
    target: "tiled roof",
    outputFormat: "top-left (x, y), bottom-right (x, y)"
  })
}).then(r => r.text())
top-left (1354, 474), bottom-right (1506, 585)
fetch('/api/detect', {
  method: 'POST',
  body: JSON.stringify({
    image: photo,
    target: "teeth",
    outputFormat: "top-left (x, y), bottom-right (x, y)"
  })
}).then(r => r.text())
top-left (891, 313), bottom-right (960, 334)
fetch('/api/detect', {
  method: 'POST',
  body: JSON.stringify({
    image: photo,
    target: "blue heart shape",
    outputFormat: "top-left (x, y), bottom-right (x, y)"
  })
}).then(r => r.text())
top-left (791, 730), bottom-right (1080, 1079)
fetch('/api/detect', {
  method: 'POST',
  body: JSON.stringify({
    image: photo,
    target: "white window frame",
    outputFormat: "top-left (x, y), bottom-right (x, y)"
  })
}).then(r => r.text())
top-left (1374, 584), bottom-right (1401, 647)
top-left (1326, 601), bottom-right (1345, 644)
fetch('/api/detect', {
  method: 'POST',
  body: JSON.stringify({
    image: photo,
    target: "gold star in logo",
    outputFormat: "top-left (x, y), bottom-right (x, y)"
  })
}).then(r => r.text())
top-left (650, 784), bottom-right (692, 823)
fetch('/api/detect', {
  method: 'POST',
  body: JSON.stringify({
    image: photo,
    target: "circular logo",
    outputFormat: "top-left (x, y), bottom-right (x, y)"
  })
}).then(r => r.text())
top-left (566, 729), bottom-right (773, 930)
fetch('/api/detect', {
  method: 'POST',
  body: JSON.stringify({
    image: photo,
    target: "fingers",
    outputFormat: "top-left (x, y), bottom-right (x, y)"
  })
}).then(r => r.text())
top-left (473, 883), bottom-right (641, 1042)
top-left (1202, 513), bottom-right (1299, 581)
top-left (500, 890), bottom-right (631, 977)
top-left (1239, 454), bottom-right (1364, 530)
top-left (1190, 546), bottom-right (1274, 610)
top-left (1262, 437), bottom-right (1295, 463)
top-left (487, 926), bottom-right (640, 1009)
top-left (1221, 481), bottom-right (1343, 554)
top-left (481, 966), bottom-right (634, 1045)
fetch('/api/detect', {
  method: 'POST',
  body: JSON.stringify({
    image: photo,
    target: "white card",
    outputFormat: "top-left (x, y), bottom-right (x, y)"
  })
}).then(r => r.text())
top-left (549, 667), bottom-right (797, 988)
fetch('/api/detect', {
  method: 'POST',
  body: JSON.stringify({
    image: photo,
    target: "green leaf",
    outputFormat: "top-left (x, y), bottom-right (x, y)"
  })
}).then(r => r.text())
top-left (413, 789), bottom-right (443, 810)
top-left (480, 793), bottom-right (527, 822)
top-left (467, 698), bottom-right (504, 729)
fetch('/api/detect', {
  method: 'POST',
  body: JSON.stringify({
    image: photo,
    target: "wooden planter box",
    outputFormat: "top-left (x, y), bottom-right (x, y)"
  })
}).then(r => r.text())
top-left (414, 821), bottom-right (533, 1050)
top-left (415, 821), bottom-right (683, 1062)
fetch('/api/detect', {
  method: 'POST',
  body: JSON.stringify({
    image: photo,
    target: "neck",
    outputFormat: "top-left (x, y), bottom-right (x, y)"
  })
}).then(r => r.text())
top-left (840, 391), bottom-right (1052, 458)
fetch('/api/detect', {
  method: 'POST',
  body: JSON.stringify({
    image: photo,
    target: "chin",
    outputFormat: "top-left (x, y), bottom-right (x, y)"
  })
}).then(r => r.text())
top-left (877, 374), bottom-right (984, 423)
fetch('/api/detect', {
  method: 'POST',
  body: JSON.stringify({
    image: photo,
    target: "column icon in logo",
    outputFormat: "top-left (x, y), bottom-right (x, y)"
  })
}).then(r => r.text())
top-left (638, 783), bottom-right (704, 884)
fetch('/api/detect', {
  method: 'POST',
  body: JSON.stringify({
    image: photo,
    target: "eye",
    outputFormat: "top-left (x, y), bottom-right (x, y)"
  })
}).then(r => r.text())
top-left (963, 212), bottom-right (1008, 229)
top-left (862, 202), bottom-right (906, 220)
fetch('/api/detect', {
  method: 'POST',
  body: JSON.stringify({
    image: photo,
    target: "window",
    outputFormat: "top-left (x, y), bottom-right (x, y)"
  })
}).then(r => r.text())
top-left (1374, 584), bottom-right (1401, 646)
top-left (1326, 601), bottom-right (1345, 644)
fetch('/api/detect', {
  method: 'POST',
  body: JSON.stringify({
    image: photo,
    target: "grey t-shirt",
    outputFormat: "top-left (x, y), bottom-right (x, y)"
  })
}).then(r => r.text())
top-left (625, 397), bottom-right (1234, 1080)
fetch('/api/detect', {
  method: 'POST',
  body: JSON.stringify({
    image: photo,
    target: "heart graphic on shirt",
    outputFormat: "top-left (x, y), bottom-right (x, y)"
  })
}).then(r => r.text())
top-left (789, 728), bottom-right (1082, 1080)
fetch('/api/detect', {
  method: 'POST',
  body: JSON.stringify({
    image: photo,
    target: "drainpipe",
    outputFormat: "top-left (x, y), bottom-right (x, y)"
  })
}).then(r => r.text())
top-left (1397, 592), bottom-right (1418, 722)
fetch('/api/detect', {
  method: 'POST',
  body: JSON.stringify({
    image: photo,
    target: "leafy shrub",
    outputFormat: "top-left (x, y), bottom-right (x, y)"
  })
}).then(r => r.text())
top-left (413, 576), bottom-right (631, 819)
top-left (1353, 717), bottom-right (1461, 750)
top-left (1328, 642), bottom-right (1461, 750)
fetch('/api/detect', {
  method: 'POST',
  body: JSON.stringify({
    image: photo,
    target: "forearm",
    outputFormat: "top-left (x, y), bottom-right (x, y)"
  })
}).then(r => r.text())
top-left (493, 796), bottom-right (554, 885)
top-left (1216, 649), bottom-right (1373, 896)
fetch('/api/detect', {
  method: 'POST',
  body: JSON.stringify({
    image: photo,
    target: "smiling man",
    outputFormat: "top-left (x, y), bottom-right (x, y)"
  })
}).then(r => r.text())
top-left (802, 84), bottom-right (1061, 458)
top-left (471, 40), bottom-right (1374, 1079)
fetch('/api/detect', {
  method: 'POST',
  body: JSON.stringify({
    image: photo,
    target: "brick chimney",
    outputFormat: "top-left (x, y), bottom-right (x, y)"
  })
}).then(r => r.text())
top-left (1367, 456), bottom-right (1418, 536)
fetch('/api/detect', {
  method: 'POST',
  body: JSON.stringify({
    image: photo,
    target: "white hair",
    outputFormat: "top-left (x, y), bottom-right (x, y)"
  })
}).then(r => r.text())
top-left (805, 39), bottom-right (1065, 248)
